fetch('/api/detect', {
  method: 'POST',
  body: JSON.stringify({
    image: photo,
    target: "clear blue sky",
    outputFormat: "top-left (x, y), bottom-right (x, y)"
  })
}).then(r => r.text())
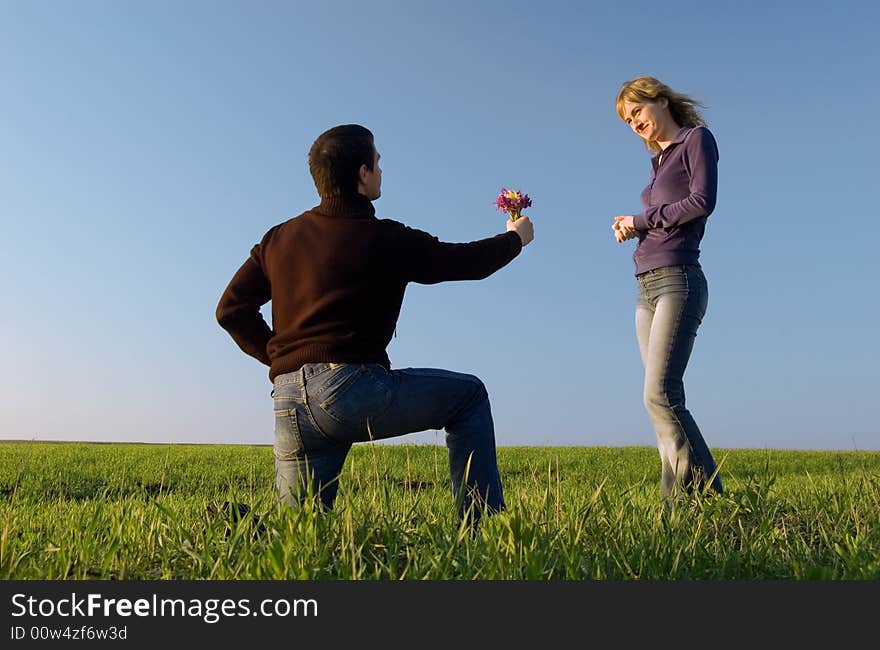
top-left (2, 1), bottom-right (878, 450)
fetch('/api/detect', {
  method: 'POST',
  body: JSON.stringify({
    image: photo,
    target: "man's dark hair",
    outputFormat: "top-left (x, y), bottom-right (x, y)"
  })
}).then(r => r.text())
top-left (308, 124), bottom-right (375, 197)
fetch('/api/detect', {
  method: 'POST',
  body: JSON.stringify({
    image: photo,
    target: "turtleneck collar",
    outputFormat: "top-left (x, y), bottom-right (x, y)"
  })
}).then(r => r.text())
top-left (315, 193), bottom-right (376, 219)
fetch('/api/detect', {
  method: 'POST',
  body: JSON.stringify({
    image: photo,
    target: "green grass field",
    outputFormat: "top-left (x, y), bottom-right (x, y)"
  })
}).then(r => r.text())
top-left (1, 442), bottom-right (878, 579)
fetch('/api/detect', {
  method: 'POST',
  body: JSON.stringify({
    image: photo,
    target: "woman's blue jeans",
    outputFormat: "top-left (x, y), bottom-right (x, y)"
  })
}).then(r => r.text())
top-left (272, 363), bottom-right (505, 520)
top-left (635, 264), bottom-right (723, 497)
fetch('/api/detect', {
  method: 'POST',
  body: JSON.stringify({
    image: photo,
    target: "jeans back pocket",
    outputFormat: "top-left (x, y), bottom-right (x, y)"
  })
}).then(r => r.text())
top-left (274, 408), bottom-right (304, 461)
top-left (315, 365), bottom-right (394, 435)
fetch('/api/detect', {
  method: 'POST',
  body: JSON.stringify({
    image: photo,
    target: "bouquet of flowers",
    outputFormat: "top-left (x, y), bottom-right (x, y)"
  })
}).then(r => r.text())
top-left (495, 187), bottom-right (532, 222)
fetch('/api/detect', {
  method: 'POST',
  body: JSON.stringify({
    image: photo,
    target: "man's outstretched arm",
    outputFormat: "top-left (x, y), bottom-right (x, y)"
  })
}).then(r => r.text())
top-left (392, 216), bottom-right (534, 285)
top-left (216, 245), bottom-right (273, 366)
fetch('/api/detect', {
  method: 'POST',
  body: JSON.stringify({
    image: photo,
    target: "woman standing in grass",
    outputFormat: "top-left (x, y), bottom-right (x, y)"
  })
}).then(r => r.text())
top-left (612, 76), bottom-right (723, 498)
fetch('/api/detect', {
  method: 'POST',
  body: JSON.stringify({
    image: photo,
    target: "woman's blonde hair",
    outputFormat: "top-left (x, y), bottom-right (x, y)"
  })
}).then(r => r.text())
top-left (616, 76), bottom-right (706, 152)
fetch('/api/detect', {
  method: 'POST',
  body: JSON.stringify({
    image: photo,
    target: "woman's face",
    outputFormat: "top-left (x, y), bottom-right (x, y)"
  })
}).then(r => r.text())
top-left (621, 97), bottom-right (671, 143)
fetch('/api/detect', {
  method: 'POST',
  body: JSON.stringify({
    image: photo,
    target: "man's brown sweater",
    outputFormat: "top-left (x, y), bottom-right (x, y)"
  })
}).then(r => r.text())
top-left (216, 194), bottom-right (523, 381)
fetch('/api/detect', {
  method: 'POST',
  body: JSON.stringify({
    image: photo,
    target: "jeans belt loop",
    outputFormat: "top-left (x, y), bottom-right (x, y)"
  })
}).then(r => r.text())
top-left (299, 365), bottom-right (308, 400)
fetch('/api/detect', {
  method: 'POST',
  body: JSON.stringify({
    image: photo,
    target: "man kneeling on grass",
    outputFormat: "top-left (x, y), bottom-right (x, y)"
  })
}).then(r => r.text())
top-left (216, 124), bottom-right (534, 523)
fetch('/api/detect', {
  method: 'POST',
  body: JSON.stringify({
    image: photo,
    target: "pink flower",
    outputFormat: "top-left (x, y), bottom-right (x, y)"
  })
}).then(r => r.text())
top-left (495, 187), bottom-right (532, 221)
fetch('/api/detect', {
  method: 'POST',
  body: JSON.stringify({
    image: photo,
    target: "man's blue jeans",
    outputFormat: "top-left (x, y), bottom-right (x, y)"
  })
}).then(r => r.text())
top-left (636, 265), bottom-right (723, 497)
top-left (272, 363), bottom-right (505, 519)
